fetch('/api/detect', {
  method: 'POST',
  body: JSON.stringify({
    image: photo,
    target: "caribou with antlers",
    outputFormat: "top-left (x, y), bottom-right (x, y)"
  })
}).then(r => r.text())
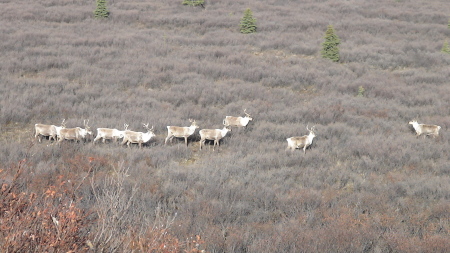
top-left (34, 119), bottom-right (66, 142)
top-left (58, 120), bottom-right (92, 143)
top-left (199, 125), bottom-right (231, 151)
top-left (121, 123), bottom-right (155, 148)
top-left (286, 125), bottom-right (317, 153)
top-left (409, 120), bottom-right (441, 138)
top-left (54, 119), bottom-right (67, 140)
top-left (223, 109), bottom-right (253, 128)
top-left (94, 124), bottom-right (128, 144)
top-left (165, 119), bottom-right (199, 146)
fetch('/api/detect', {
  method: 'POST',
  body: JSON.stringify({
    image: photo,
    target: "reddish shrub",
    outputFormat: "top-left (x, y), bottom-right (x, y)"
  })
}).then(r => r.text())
top-left (0, 162), bottom-right (91, 252)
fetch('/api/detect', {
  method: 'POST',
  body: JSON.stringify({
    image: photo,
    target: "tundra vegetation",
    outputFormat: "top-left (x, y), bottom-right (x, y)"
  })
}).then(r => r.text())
top-left (1, 0), bottom-right (450, 252)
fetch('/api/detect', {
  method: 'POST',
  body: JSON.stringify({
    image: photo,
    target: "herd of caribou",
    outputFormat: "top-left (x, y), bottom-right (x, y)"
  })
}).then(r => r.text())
top-left (34, 110), bottom-right (254, 151)
top-left (34, 109), bottom-right (442, 153)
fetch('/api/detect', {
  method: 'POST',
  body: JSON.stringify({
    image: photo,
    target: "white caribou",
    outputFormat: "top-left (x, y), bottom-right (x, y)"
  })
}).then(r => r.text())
top-left (94, 124), bottom-right (129, 144)
top-left (34, 119), bottom-right (66, 142)
top-left (286, 125), bottom-right (317, 153)
top-left (199, 126), bottom-right (231, 151)
top-left (58, 120), bottom-right (92, 143)
top-left (223, 109), bottom-right (253, 128)
top-left (121, 123), bottom-right (155, 148)
top-left (409, 120), bottom-right (441, 138)
top-left (165, 119), bottom-right (199, 146)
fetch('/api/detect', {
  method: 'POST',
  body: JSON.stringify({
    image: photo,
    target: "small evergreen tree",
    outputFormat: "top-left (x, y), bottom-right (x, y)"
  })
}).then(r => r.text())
top-left (182, 0), bottom-right (205, 7)
top-left (357, 86), bottom-right (365, 97)
top-left (240, 8), bottom-right (257, 34)
top-left (442, 40), bottom-right (450, 54)
top-left (94, 0), bottom-right (109, 18)
top-left (321, 25), bottom-right (341, 62)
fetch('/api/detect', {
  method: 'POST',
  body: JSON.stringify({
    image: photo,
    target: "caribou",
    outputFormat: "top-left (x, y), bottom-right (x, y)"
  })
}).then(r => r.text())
top-left (409, 120), bottom-right (441, 138)
top-left (286, 125), bottom-right (317, 153)
top-left (165, 119), bottom-right (199, 146)
top-left (58, 120), bottom-right (93, 143)
top-left (94, 124), bottom-right (128, 144)
top-left (199, 125), bottom-right (231, 151)
top-left (54, 119), bottom-right (67, 140)
top-left (121, 123), bottom-right (155, 148)
top-left (34, 119), bottom-right (66, 142)
top-left (223, 109), bottom-right (253, 128)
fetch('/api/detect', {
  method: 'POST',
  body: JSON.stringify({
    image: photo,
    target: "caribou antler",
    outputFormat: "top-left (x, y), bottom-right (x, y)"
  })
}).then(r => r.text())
top-left (189, 119), bottom-right (197, 126)
top-left (306, 124), bottom-right (316, 133)
top-left (244, 109), bottom-right (251, 117)
top-left (142, 123), bottom-right (154, 132)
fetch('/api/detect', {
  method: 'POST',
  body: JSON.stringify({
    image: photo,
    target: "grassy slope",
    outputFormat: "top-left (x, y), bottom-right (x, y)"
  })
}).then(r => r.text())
top-left (1, 0), bottom-right (450, 252)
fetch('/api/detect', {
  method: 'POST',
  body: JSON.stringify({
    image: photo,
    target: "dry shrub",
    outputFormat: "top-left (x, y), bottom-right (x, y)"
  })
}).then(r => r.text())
top-left (316, 206), bottom-right (375, 252)
top-left (0, 160), bottom-right (91, 253)
top-left (129, 227), bottom-right (206, 253)
top-left (421, 235), bottom-right (450, 253)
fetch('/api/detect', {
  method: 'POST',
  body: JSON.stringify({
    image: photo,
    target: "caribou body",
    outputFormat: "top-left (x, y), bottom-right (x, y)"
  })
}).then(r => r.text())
top-left (34, 119), bottom-right (66, 142)
top-left (35, 124), bottom-right (57, 142)
top-left (58, 120), bottom-right (92, 143)
top-left (165, 119), bottom-right (199, 146)
top-left (409, 120), bottom-right (441, 138)
top-left (94, 124), bottom-right (128, 144)
top-left (286, 125), bottom-right (316, 153)
top-left (199, 126), bottom-right (231, 151)
top-left (223, 109), bottom-right (253, 128)
top-left (121, 124), bottom-right (155, 148)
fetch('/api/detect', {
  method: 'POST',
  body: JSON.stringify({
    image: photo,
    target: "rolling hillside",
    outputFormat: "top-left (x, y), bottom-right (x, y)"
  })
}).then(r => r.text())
top-left (1, 0), bottom-right (450, 252)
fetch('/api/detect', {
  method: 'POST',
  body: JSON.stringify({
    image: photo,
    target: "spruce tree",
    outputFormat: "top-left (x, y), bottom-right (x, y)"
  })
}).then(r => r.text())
top-left (240, 8), bottom-right (257, 34)
top-left (94, 0), bottom-right (109, 18)
top-left (321, 25), bottom-right (341, 62)
top-left (182, 0), bottom-right (205, 7)
top-left (442, 40), bottom-right (450, 54)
